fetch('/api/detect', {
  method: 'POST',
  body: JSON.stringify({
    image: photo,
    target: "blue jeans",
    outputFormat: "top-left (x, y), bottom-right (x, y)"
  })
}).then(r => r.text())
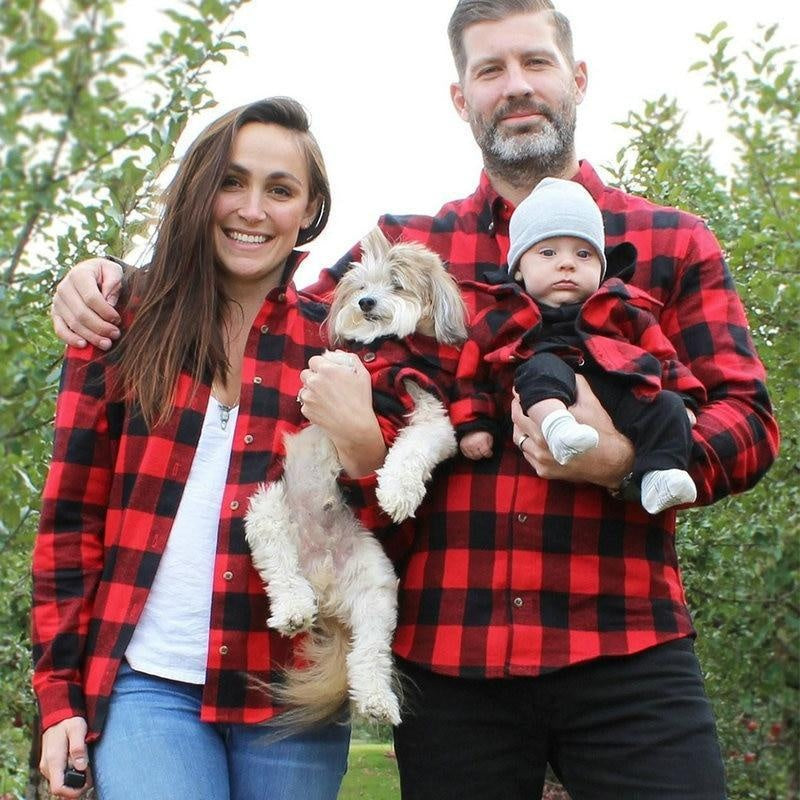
top-left (90, 663), bottom-right (350, 800)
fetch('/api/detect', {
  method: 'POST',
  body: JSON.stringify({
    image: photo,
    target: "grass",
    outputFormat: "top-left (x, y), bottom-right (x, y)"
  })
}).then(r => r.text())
top-left (338, 741), bottom-right (400, 800)
top-left (339, 741), bottom-right (572, 799)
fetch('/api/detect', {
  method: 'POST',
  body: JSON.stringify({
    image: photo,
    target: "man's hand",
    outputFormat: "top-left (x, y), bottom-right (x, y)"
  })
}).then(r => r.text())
top-left (40, 716), bottom-right (93, 799)
top-left (511, 375), bottom-right (634, 489)
top-left (51, 258), bottom-right (124, 349)
top-left (299, 350), bottom-right (386, 477)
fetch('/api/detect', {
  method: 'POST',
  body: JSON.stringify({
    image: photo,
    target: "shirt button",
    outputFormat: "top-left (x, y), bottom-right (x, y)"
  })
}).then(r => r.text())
top-left (254, 376), bottom-right (262, 384)
top-left (261, 325), bottom-right (270, 334)
top-left (219, 645), bottom-right (229, 655)
top-left (230, 500), bottom-right (239, 510)
top-left (517, 513), bottom-right (528, 523)
top-left (363, 352), bottom-right (376, 363)
top-left (244, 434), bottom-right (254, 444)
top-left (513, 597), bottom-right (524, 608)
top-left (277, 292), bottom-right (286, 303)
top-left (222, 571), bottom-right (233, 581)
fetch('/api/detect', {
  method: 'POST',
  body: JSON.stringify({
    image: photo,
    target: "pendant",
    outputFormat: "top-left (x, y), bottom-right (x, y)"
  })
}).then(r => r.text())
top-left (219, 403), bottom-right (231, 430)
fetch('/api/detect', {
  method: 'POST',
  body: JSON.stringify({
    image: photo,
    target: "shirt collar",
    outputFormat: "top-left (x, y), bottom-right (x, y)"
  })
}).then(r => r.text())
top-left (477, 160), bottom-right (606, 227)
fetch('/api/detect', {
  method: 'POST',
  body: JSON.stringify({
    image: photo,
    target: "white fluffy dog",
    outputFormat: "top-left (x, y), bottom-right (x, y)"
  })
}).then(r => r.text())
top-left (245, 228), bottom-right (466, 729)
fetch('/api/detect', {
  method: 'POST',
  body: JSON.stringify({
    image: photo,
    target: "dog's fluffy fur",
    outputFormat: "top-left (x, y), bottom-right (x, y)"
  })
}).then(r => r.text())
top-left (245, 228), bottom-right (466, 731)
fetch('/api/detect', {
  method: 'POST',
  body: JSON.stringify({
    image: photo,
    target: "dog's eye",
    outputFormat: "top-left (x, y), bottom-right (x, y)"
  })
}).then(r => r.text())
top-left (391, 278), bottom-right (404, 291)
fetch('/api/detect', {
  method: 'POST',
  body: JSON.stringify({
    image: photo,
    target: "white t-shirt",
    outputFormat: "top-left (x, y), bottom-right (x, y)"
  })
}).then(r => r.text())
top-left (125, 395), bottom-right (238, 684)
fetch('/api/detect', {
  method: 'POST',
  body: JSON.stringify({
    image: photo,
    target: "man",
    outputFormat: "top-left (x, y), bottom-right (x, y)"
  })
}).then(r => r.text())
top-left (52, 2), bottom-right (778, 798)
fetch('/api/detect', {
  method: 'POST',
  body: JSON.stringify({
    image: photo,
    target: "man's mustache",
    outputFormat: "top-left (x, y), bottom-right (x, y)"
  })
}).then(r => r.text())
top-left (492, 99), bottom-right (553, 126)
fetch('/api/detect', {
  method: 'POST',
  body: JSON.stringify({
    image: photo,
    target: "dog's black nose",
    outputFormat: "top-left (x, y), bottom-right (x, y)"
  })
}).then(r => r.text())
top-left (358, 297), bottom-right (376, 312)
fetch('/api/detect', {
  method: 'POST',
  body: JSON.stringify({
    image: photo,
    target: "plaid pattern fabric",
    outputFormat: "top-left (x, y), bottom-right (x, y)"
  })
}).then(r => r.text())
top-left (347, 334), bottom-right (462, 445)
top-left (32, 256), bottom-right (343, 738)
top-left (308, 161), bottom-right (779, 678)
top-left (451, 276), bottom-right (708, 434)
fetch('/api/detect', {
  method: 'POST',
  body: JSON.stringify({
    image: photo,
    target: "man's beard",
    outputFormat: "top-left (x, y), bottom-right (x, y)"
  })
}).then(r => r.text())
top-left (470, 97), bottom-right (576, 185)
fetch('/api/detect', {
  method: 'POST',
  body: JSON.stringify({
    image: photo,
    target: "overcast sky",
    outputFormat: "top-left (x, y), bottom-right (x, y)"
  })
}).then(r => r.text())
top-left (124, 1), bottom-right (797, 287)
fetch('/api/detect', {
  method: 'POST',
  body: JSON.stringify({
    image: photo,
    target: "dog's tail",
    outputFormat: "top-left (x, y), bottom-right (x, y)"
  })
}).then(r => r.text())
top-left (262, 615), bottom-right (351, 737)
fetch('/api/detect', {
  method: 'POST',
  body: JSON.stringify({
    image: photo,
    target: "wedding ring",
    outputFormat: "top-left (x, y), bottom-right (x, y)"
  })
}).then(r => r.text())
top-left (517, 433), bottom-right (530, 450)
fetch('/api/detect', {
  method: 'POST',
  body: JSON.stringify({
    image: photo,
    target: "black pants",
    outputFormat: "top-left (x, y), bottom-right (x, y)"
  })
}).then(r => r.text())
top-left (393, 639), bottom-right (726, 800)
top-left (514, 352), bottom-right (692, 481)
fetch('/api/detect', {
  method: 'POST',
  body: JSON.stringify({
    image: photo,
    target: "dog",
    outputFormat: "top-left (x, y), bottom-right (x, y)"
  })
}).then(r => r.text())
top-left (245, 227), bottom-right (467, 730)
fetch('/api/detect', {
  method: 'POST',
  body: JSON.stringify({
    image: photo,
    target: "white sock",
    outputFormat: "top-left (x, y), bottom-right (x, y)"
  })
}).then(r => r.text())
top-left (641, 469), bottom-right (697, 514)
top-left (540, 408), bottom-right (599, 465)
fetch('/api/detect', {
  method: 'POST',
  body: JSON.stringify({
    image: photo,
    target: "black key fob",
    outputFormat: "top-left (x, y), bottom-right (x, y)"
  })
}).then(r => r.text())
top-left (64, 767), bottom-right (87, 789)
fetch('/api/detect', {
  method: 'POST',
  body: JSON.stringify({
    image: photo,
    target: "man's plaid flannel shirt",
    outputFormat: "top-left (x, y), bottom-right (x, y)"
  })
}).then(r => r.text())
top-left (309, 161), bottom-right (779, 678)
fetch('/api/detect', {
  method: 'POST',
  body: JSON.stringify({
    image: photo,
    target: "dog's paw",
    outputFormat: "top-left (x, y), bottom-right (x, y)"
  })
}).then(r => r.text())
top-left (355, 688), bottom-right (402, 727)
top-left (376, 471), bottom-right (426, 523)
top-left (267, 584), bottom-right (318, 636)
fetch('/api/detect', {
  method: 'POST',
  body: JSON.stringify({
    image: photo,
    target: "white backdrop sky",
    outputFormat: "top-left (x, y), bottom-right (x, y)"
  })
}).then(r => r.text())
top-left (123, 1), bottom-right (798, 288)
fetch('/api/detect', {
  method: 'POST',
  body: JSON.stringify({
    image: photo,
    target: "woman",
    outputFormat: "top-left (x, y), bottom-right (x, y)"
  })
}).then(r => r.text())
top-left (33, 97), bottom-right (386, 800)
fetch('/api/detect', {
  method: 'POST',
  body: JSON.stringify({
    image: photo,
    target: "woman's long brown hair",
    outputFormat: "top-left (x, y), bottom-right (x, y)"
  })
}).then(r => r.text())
top-left (111, 97), bottom-right (331, 429)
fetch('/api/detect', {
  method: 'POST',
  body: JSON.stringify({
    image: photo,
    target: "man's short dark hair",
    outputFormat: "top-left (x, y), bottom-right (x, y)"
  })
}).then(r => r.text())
top-left (448, 0), bottom-right (575, 78)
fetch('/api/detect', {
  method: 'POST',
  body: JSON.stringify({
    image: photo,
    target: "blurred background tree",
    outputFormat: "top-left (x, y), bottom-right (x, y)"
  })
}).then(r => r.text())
top-left (0, 0), bottom-right (249, 794)
top-left (0, 7), bottom-right (796, 799)
top-left (606, 21), bottom-right (798, 800)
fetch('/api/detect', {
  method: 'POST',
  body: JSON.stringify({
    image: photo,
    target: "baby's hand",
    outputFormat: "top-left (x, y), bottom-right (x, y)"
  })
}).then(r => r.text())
top-left (459, 431), bottom-right (494, 460)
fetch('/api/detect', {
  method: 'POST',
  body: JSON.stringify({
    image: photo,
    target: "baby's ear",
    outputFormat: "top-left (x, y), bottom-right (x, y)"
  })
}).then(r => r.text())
top-left (360, 227), bottom-right (392, 264)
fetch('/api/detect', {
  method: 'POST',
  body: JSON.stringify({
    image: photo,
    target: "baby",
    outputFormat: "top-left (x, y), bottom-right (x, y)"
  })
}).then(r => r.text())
top-left (456, 177), bottom-right (703, 515)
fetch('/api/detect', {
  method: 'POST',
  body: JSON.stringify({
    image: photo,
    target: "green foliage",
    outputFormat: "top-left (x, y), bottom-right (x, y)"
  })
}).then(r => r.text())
top-left (0, 0), bottom-right (249, 793)
top-left (607, 22), bottom-right (799, 799)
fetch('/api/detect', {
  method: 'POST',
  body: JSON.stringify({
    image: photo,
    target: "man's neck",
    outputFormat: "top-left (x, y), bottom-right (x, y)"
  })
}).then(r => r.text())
top-left (485, 154), bottom-right (580, 207)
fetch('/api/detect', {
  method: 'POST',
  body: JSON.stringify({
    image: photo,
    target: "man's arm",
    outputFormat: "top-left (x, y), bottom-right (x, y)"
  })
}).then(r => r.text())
top-left (512, 221), bottom-right (780, 502)
top-left (51, 258), bottom-right (123, 349)
top-left (656, 221), bottom-right (779, 503)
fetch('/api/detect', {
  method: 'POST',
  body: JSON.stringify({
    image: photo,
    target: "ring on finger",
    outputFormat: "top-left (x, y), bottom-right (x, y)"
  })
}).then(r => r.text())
top-left (517, 433), bottom-right (530, 450)
top-left (296, 389), bottom-right (304, 404)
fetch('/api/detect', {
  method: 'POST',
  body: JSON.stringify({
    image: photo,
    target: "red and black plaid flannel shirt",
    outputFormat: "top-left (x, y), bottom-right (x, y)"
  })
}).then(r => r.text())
top-left (348, 334), bottom-right (462, 446)
top-left (450, 276), bottom-right (708, 434)
top-left (307, 161), bottom-right (779, 678)
top-left (31, 253), bottom-right (371, 738)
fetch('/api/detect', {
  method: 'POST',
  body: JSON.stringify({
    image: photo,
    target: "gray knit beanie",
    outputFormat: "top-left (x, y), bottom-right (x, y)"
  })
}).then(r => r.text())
top-left (507, 177), bottom-right (606, 279)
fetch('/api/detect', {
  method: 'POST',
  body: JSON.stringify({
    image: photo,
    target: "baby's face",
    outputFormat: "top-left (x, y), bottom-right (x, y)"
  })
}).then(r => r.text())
top-left (518, 236), bottom-right (602, 307)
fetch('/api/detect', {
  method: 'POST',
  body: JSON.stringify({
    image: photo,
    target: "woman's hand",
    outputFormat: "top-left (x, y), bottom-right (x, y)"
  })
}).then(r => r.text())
top-left (51, 258), bottom-right (124, 350)
top-left (40, 716), bottom-right (93, 798)
top-left (299, 350), bottom-right (386, 477)
top-left (511, 376), bottom-right (634, 489)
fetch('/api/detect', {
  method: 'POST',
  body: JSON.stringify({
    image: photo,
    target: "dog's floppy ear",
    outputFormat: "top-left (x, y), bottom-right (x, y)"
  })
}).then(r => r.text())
top-left (428, 259), bottom-right (468, 345)
top-left (360, 227), bottom-right (392, 264)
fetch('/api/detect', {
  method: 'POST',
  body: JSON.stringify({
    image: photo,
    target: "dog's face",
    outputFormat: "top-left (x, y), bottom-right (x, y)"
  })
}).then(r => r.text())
top-left (328, 228), bottom-right (467, 346)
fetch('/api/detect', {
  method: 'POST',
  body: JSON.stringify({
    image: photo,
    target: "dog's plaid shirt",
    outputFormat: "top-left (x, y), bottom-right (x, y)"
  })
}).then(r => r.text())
top-left (31, 254), bottom-right (375, 738)
top-left (309, 161), bottom-right (779, 678)
top-left (450, 276), bottom-right (708, 436)
top-left (344, 333), bottom-right (462, 445)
